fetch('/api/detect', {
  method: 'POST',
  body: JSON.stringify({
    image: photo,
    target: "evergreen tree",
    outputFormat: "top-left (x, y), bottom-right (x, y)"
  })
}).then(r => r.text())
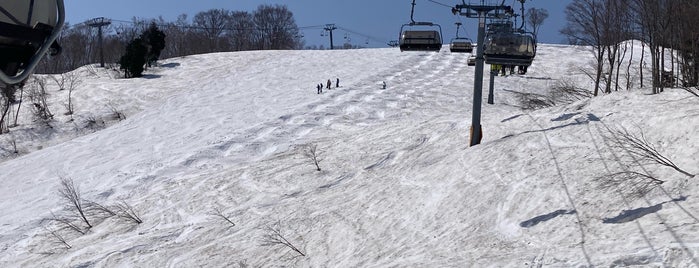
top-left (142, 22), bottom-right (166, 67)
top-left (119, 37), bottom-right (147, 78)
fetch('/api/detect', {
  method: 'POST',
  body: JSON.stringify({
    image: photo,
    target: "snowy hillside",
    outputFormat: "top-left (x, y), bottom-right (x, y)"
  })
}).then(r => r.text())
top-left (0, 44), bottom-right (698, 267)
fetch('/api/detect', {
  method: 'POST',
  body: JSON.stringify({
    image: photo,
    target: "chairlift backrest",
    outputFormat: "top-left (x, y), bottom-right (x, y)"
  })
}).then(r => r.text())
top-left (0, 0), bottom-right (65, 86)
top-left (483, 30), bottom-right (536, 66)
top-left (0, 1), bottom-right (58, 27)
top-left (449, 38), bottom-right (473, 53)
top-left (398, 0), bottom-right (442, 52)
top-left (399, 22), bottom-right (443, 52)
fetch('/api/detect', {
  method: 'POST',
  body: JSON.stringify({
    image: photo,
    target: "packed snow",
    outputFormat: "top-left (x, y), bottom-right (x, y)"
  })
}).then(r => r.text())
top-left (0, 43), bottom-right (698, 267)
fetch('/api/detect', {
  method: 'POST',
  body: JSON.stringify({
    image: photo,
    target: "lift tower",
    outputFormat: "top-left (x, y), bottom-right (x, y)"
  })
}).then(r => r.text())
top-left (452, 3), bottom-right (513, 146)
top-left (87, 17), bottom-right (112, 67)
top-left (323, 24), bottom-right (337, 50)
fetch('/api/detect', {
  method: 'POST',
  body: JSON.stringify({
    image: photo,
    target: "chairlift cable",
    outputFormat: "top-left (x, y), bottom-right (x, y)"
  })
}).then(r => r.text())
top-left (426, 0), bottom-right (453, 9)
top-left (337, 26), bottom-right (388, 45)
top-left (108, 18), bottom-right (325, 33)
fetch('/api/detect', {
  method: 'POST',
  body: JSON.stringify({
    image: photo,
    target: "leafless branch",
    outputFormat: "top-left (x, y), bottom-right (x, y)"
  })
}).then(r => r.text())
top-left (58, 177), bottom-right (92, 229)
top-left (107, 103), bottom-right (126, 121)
top-left (211, 207), bottom-right (236, 226)
top-left (46, 211), bottom-right (85, 235)
top-left (550, 80), bottom-right (593, 104)
top-left (115, 201), bottom-right (143, 224)
top-left (304, 144), bottom-right (322, 171)
top-left (681, 86), bottom-right (699, 98)
top-left (85, 200), bottom-right (117, 218)
top-left (611, 126), bottom-right (695, 178)
top-left (28, 77), bottom-right (54, 123)
top-left (43, 224), bottom-right (71, 249)
top-left (261, 221), bottom-right (306, 257)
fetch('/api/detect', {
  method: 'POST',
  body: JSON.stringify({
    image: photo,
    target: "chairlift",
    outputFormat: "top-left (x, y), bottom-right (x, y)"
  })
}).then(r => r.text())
top-left (483, 30), bottom-right (536, 66)
top-left (399, 0), bottom-right (442, 52)
top-left (449, 38), bottom-right (473, 53)
top-left (482, 0), bottom-right (537, 73)
top-left (0, 0), bottom-right (65, 86)
top-left (449, 22), bottom-right (472, 53)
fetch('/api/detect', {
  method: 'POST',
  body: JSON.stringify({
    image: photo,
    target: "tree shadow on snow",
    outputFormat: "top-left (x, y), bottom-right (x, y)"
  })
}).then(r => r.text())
top-left (603, 196), bottom-right (688, 224)
top-left (160, 62), bottom-right (180, 68)
top-left (141, 74), bottom-right (162, 79)
top-left (503, 113), bottom-right (602, 140)
top-left (520, 209), bottom-right (577, 228)
top-left (550, 112), bottom-right (581, 122)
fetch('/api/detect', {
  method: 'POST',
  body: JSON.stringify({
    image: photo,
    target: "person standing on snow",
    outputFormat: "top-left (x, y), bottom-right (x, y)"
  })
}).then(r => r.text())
top-left (327, 79), bottom-right (332, 89)
top-left (317, 84), bottom-right (322, 94)
top-left (336, 78), bottom-right (340, 88)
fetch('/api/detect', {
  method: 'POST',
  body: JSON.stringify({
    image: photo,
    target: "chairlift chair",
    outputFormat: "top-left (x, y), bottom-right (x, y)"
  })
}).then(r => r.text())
top-left (398, 0), bottom-right (442, 52)
top-left (483, 30), bottom-right (536, 66)
top-left (399, 22), bottom-right (443, 52)
top-left (0, 0), bottom-right (64, 86)
top-left (449, 38), bottom-right (473, 53)
top-left (482, 1), bottom-right (537, 72)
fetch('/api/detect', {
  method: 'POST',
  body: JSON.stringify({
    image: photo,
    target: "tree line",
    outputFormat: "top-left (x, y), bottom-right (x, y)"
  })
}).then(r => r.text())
top-left (36, 4), bottom-right (304, 74)
top-left (561, 0), bottom-right (699, 96)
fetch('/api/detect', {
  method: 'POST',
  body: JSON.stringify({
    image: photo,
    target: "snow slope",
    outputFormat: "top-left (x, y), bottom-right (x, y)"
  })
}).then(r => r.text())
top-left (0, 45), bottom-right (698, 267)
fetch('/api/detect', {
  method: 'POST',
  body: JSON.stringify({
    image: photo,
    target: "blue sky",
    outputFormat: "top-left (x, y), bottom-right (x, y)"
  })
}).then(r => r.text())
top-left (65, 0), bottom-right (571, 48)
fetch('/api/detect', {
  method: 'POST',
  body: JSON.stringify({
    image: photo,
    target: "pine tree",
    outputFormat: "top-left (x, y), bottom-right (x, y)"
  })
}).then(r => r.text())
top-left (142, 22), bottom-right (166, 68)
top-left (119, 37), bottom-right (147, 78)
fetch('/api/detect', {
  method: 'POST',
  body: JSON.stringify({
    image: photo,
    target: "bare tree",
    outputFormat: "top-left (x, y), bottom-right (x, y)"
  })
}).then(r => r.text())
top-left (561, 0), bottom-right (607, 96)
top-left (600, 0), bottom-right (634, 94)
top-left (611, 126), bottom-right (695, 178)
top-left (28, 77), bottom-right (54, 125)
top-left (304, 144), bottom-right (322, 171)
top-left (50, 72), bottom-right (82, 119)
top-left (43, 224), bottom-right (72, 249)
top-left (526, 8), bottom-right (549, 39)
top-left (252, 5), bottom-right (303, 50)
top-left (115, 201), bottom-right (143, 224)
top-left (0, 83), bottom-right (20, 133)
top-left (84, 200), bottom-right (117, 218)
top-left (630, 0), bottom-right (673, 94)
top-left (211, 207), bottom-right (236, 226)
top-left (194, 9), bottom-right (232, 52)
top-left (58, 177), bottom-right (92, 229)
top-left (261, 221), bottom-right (306, 258)
top-left (227, 11), bottom-right (255, 51)
top-left (46, 210), bottom-right (85, 235)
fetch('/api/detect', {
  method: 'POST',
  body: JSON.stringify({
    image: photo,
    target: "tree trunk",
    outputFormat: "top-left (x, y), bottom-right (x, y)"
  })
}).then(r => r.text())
top-left (13, 88), bottom-right (23, 127)
top-left (640, 41), bottom-right (645, 88)
top-left (594, 48), bottom-right (604, 96)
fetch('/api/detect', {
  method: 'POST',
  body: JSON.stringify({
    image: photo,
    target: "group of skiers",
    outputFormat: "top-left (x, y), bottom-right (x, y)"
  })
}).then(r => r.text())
top-left (316, 78), bottom-right (340, 94)
top-left (314, 78), bottom-right (390, 94)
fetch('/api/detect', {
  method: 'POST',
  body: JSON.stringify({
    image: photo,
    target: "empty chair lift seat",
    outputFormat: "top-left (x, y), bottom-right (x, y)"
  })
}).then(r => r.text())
top-left (450, 39), bottom-right (473, 53)
top-left (400, 30), bottom-right (442, 52)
